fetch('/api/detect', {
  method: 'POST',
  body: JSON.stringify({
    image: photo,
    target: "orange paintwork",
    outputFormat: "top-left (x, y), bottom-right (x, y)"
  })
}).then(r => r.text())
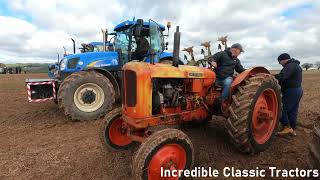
top-left (121, 61), bottom-right (273, 143)
top-left (188, 79), bottom-right (202, 93)
top-left (123, 107), bottom-right (208, 129)
top-left (160, 107), bottom-right (182, 114)
top-left (231, 67), bottom-right (270, 92)
top-left (122, 62), bottom-right (216, 121)
top-left (122, 63), bottom-right (269, 129)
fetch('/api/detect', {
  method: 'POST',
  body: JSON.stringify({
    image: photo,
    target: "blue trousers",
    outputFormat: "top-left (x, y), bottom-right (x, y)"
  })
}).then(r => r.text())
top-left (280, 87), bottom-right (303, 129)
top-left (216, 77), bottom-right (233, 99)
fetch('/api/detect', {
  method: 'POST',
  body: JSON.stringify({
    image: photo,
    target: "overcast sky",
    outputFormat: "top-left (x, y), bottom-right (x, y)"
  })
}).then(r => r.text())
top-left (0, 0), bottom-right (319, 69)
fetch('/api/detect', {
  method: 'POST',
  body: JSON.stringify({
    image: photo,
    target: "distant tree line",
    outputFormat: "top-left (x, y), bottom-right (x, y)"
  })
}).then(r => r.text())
top-left (301, 61), bottom-right (320, 71)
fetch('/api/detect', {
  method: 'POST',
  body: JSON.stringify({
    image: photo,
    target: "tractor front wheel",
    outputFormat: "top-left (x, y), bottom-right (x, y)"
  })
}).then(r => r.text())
top-left (101, 108), bottom-right (135, 151)
top-left (58, 70), bottom-right (115, 121)
top-left (227, 73), bottom-right (281, 154)
top-left (132, 129), bottom-right (194, 180)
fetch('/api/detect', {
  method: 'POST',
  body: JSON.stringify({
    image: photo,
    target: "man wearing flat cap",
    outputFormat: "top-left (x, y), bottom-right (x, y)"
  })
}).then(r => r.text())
top-left (208, 43), bottom-right (246, 100)
top-left (275, 53), bottom-right (303, 136)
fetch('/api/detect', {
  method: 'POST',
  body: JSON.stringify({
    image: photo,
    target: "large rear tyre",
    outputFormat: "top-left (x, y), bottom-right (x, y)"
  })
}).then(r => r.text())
top-left (132, 129), bottom-right (194, 180)
top-left (101, 108), bottom-right (134, 151)
top-left (58, 70), bottom-right (115, 121)
top-left (227, 73), bottom-right (281, 154)
top-left (308, 121), bottom-right (320, 169)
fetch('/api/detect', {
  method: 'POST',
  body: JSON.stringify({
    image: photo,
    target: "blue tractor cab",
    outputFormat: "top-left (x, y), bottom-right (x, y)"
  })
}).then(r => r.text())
top-left (27, 19), bottom-right (175, 121)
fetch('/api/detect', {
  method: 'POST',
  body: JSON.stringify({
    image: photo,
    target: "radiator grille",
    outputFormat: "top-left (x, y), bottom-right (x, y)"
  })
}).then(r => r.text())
top-left (67, 57), bottom-right (79, 69)
top-left (124, 70), bottom-right (137, 107)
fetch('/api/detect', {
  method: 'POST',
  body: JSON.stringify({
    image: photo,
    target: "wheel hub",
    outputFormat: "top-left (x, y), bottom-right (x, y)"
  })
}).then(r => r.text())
top-left (108, 117), bottom-right (132, 146)
top-left (81, 89), bottom-right (96, 104)
top-left (73, 83), bottom-right (105, 113)
top-left (148, 144), bottom-right (186, 179)
top-left (257, 108), bottom-right (273, 123)
top-left (252, 88), bottom-right (278, 144)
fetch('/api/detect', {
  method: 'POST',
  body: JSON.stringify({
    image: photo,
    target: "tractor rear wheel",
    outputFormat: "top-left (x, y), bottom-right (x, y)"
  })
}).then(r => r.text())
top-left (132, 129), bottom-right (194, 180)
top-left (101, 108), bottom-right (135, 151)
top-left (227, 73), bottom-right (281, 154)
top-left (58, 70), bottom-right (115, 121)
top-left (308, 121), bottom-right (320, 169)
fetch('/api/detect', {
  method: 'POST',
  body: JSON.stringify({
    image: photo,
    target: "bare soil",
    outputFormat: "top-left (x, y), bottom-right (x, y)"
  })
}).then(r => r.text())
top-left (0, 71), bottom-right (319, 179)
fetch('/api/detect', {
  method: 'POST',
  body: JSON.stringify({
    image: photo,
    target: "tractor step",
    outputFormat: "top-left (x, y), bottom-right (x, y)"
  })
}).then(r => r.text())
top-left (26, 79), bottom-right (57, 102)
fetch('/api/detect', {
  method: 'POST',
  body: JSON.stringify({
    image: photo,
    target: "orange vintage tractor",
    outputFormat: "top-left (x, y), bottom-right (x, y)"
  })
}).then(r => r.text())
top-left (101, 26), bottom-right (281, 179)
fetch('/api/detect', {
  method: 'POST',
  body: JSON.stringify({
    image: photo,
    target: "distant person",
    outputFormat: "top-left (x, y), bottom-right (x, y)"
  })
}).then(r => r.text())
top-left (132, 36), bottom-right (150, 61)
top-left (275, 53), bottom-right (303, 136)
top-left (19, 67), bottom-right (22, 74)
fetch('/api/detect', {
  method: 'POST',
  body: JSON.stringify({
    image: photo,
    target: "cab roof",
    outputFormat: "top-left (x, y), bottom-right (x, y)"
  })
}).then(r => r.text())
top-left (114, 20), bottom-right (166, 32)
top-left (88, 42), bottom-right (113, 46)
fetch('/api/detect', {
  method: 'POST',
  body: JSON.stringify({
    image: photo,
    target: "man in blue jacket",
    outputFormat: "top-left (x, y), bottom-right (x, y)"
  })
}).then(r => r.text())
top-left (275, 53), bottom-right (303, 136)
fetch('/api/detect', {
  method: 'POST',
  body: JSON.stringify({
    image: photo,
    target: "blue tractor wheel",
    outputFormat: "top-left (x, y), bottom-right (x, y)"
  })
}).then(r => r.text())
top-left (57, 70), bottom-right (115, 121)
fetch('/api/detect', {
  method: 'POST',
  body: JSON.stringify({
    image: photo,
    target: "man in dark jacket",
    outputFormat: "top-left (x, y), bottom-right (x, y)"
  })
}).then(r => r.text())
top-left (275, 53), bottom-right (303, 136)
top-left (133, 36), bottom-right (150, 61)
top-left (209, 43), bottom-right (246, 100)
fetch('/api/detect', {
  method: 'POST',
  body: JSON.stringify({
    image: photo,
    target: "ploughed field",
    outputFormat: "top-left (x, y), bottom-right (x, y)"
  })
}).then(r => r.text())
top-left (0, 71), bottom-right (319, 179)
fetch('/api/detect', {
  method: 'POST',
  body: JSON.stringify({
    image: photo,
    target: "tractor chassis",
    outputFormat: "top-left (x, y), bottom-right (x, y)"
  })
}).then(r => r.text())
top-left (122, 107), bottom-right (209, 143)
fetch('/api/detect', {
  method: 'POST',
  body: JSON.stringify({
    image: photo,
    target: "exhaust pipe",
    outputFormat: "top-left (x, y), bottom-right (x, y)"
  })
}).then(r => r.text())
top-left (63, 46), bottom-right (67, 57)
top-left (71, 38), bottom-right (75, 54)
top-left (57, 53), bottom-right (60, 64)
top-left (173, 26), bottom-right (180, 67)
top-left (102, 29), bottom-right (108, 52)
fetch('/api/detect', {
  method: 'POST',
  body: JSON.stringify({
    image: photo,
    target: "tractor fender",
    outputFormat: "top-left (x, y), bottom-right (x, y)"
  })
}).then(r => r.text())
top-left (231, 66), bottom-right (270, 92)
top-left (85, 67), bottom-right (121, 101)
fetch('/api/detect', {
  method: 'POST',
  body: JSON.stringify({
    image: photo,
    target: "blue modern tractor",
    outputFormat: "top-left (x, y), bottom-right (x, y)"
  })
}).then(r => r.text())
top-left (47, 40), bottom-right (114, 79)
top-left (27, 19), bottom-right (176, 121)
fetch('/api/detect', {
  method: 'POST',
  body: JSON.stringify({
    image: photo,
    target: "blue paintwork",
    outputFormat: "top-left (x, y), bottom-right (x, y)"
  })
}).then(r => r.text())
top-left (61, 51), bottom-right (119, 73)
top-left (114, 20), bottom-right (166, 32)
top-left (160, 52), bottom-right (173, 59)
top-left (48, 63), bottom-right (59, 79)
top-left (144, 52), bottom-right (173, 63)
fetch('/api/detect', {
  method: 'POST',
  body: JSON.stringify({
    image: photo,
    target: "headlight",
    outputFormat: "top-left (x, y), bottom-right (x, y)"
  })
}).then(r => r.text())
top-left (60, 58), bottom-right (67, 70)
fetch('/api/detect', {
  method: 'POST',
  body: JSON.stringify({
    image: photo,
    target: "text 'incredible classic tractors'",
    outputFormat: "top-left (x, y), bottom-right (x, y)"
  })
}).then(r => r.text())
top-left (101, 26), bottom-right (282, 179)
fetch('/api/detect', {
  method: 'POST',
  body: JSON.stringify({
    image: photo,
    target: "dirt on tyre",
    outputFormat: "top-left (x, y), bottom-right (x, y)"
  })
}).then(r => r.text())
top-left (132, 128), bottom-right (194, 180)
top-left (308, 121), bottom-right (320, 169)
top-left (227, 73), bottom-right (281, 154)
top-left (58, 70), bottom-right (115, 121)
top-left (100, 107), bottom-right (135, 151)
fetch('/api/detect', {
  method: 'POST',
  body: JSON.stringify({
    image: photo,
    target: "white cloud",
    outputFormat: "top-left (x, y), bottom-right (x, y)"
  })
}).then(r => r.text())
top-left (0, 0), bottom-right (319, 69)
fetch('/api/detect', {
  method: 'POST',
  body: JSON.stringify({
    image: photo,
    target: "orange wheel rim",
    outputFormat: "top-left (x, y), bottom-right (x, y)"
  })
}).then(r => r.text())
top-left (148, 144), bottom-right (187, 180)
top-left (252, 88), bottom-right (278, 144)
top-left (108, 117), bottom-right (132, 146)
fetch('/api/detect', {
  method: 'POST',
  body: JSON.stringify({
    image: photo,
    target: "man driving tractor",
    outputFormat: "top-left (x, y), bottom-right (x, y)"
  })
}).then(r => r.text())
top-left (208, 43), bottom-right (246, 100)
top-left (133, 36), bottom-right (150, 61)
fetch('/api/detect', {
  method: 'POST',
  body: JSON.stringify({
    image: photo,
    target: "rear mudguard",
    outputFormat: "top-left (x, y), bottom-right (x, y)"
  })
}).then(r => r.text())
top-left (230, 67), bottom-right (270, 93)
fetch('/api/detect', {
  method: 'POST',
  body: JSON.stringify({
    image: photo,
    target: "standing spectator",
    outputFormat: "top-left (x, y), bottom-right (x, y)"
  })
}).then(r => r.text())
top-left (275, 53), bottom-right (303, 136)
